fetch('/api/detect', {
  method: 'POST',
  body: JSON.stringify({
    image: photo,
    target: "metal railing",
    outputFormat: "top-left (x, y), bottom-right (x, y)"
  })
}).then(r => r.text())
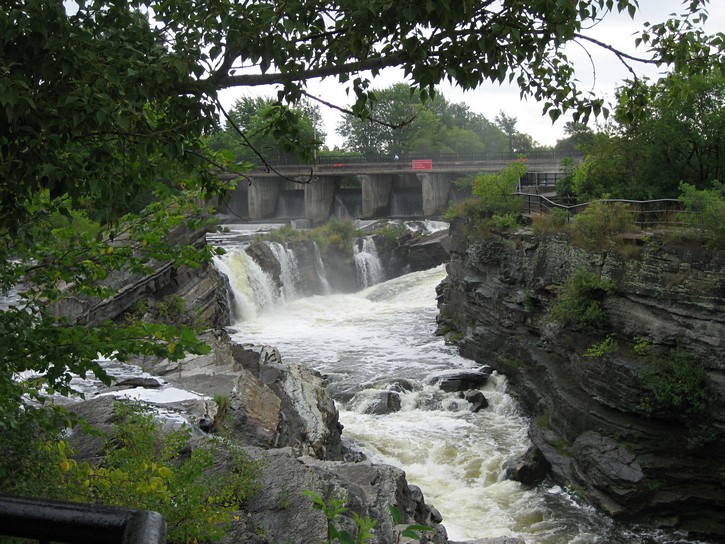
top-left (515, 193), bottom-right (688, 228)
top-left (244, 150), bottom-right (580, 167)
top-left (0, 496), bottom-right (166, 544)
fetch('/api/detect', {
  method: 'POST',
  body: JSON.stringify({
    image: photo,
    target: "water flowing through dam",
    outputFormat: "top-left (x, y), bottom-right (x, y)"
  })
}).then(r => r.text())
top-left (213, 228), bottom-right (699, 544)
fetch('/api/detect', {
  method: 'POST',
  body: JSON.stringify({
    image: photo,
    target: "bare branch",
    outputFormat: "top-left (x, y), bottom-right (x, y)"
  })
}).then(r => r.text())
top-left (299, 89), bottom-right (418, 130)
top-left (574, 32), bottom-right (658, 74)
top-left (214, 99), bottom-right (315, 184)
top-left (205, 54), bottom-right (407, 89)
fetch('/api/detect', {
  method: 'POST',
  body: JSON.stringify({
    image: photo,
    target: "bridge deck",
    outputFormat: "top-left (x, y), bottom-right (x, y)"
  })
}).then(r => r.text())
top-left (247, 152), bottom-right (577, 178)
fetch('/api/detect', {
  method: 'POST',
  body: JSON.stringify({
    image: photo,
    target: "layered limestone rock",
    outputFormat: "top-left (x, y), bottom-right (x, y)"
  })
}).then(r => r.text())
top-left (54, 227), bottom-right (232, 330)
top-left (57, 226), bottom-right (457, 543)
top-left (436, 219), bottom-right (725, 539)
top-left (145, 331), bottom-right (343, 460)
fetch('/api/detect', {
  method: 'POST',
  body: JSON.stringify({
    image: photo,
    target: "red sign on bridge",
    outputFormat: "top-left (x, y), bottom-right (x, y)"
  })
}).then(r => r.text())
top-left (411, 159), bottom-right (433, 170)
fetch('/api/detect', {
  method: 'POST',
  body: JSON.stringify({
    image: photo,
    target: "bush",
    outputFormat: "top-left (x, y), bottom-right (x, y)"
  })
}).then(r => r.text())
top-left (472, 159), bottom-right (528, 215)
top-left (678, 181), bottom-right (725, 246)
top-left (532, 207), bottom-right (569, 234)
top-left (569, 200), bottom-right (637, 250)
top-left (311, 217), bottom-right (359, 252)
top-left (442, 197), bottom-right (488, 223)
top-left (2, 402), bottom-right (262, 544)
top-left (640, 347), bottom-right (714, 417)
top-left (490, 212), bottom-right (518, 229)
top-left (584, 335), bottom-right (618, 358)
top-left (265, 218), bottom-right (360, 253)
top-left (550, 269), bottom-right (615, 331)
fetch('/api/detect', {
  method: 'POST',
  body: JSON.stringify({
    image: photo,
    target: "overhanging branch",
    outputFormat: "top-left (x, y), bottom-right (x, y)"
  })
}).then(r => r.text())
top-left (205, 53), bottom-right (408, 89)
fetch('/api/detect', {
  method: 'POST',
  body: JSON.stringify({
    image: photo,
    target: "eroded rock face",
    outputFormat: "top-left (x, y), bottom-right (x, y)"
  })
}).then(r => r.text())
top-left (149, 332), bottom-right (343, 460)
top-left (223, 447), bottom-right (448, 544)
top-left (437, 219), bottom-right (725, 538)
top-left (54, 228), bottom-right (232, 330)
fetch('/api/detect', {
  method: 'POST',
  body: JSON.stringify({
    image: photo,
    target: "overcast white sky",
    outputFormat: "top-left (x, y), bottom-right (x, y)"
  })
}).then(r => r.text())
top-left (218, 0), bottom-right (724, 149)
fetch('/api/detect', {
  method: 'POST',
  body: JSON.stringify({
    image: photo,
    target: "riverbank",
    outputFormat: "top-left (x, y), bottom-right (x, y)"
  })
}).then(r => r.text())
top-left (436, 218), bottom-right (725, 540)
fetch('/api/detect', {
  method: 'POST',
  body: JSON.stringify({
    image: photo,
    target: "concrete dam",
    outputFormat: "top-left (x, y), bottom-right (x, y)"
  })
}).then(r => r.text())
top-left (217, 152), bottom-right (571, 223)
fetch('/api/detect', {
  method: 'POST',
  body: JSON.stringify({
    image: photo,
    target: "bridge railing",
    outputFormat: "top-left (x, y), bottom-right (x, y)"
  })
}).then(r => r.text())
top-left (516, 193), bottom-right (689, 228)
top-left (0, 495), bottom-right (166, 544)
top-left (260, 150), bottom-right (580, 167)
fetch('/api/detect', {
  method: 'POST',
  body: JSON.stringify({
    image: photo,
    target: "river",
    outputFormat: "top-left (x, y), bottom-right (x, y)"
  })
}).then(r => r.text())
top-left (212, 225), bottom-right (700, 544)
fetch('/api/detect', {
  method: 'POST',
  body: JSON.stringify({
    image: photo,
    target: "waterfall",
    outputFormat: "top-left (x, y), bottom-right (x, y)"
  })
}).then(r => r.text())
top-left (267, 242), bottom-right (301, 301)
top-left (390, 189), bottom-right (423, 217)
top-left (213, 249), bottom-right (279, 320)
top-left (312, 242), bottom-right (331, 295)
top-left (353, 236), bottom-right (383, 289)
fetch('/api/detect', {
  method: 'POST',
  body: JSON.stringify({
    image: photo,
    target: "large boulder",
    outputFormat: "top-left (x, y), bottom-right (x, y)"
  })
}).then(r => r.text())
top-left (222, 447), bottom-right (448, 544)
top-left (429, 368), bottom-right (492, 393)
top-left (147, 331), bottom-right (343, 460)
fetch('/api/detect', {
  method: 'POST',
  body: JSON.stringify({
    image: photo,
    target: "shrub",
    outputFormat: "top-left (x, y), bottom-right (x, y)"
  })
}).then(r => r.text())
top-left (265, 218), bottom-right (360, 254)
top-left (375, 223), bottom-right (406, 241)
top-left (550, 269), bottom-right (615, 331)
top-left (442, 197), bottom-right (488, 223)
top-left (569, 200), bottom-right (637, 250)
top-left (640, 347), bottom-right (714, 417)
top-left (584, 335), bottom-right (618, 358)
top-left (3, 402), bottom-right (262, 544)
top-left (490, 212), bottom-right (518, 229)
top-left (532, 207), bottom-right (569, 234)
top-left (310, 217), bottom-right (359, 252)
top-left (678, 181), bottom-right (725, 246)
top-left (472, 159), bottom-right (528, 215)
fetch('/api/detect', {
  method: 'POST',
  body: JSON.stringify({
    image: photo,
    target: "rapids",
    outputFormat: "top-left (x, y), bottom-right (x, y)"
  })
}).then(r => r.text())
top-left (214, 231), bottom-right (701, 544)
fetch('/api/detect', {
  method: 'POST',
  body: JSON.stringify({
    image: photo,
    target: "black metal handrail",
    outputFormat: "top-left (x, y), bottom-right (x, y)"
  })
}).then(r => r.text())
top-left (0, 496), bottom-right (166, 544)
top-left (514, 193), bottom-right (689, 228)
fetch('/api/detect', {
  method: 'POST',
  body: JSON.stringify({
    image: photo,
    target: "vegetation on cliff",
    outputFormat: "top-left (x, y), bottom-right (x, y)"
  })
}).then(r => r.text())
top-left (2, 0), bottom-right (723, 538)
top-left (1, 401), bottom-right (262, 543)
top-left (562, 70), bottom-right (725, 201)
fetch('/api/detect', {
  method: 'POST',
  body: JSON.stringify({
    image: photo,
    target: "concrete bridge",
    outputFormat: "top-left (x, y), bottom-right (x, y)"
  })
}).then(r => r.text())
top-left (219, 152), bottom-right (574, 222)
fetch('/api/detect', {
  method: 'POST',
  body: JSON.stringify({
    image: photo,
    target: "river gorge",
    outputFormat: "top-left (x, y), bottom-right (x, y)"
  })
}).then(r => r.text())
top-left (45, 220), bottom-right (723, 543)
top-left (205, 221), bottom-right (721, 543)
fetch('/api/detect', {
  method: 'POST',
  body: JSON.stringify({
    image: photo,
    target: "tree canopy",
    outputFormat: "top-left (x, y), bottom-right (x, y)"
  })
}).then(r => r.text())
top-left (1, 0), bottom-right (724, 433)
top-left (206, 95), bottom-right (325, 163)
top-left (565, 69), bottom-right (725, 200)
top-left (336, 83), bottom-right (510, 156)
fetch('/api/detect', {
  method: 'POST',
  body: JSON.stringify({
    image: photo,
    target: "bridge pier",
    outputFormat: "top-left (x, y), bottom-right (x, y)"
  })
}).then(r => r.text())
top-left (305, 177), bottom-right (338, 223)
top-left (359, 174), bottom-right (393, 218)
top-left (417, 172), bottom-right (452, 216)
top-left (248, 178), bottom-right (281, 219)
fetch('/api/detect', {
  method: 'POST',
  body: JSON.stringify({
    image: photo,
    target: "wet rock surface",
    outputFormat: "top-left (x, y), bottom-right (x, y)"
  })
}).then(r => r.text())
top-left (436, 219), bottom-right (725, 539)
top-left (57, 227), bottom-right (456, 544)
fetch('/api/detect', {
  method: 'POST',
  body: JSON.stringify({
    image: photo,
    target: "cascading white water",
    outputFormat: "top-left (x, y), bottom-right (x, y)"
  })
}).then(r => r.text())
top-left (268, 242), bottom-right (301, 301)
top-left (353, 236), bottom-right (383, 289)
top-left (214, 246), bottom-right (698, 544)
top-left (312, 241), bottom-right (331, 295)
top-left (213, 250), bottom-right (280, 320)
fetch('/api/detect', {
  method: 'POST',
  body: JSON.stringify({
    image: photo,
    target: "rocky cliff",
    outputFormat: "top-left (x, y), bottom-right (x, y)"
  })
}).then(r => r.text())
top-left (436, 219), bottom-right (725, 539)
top-left (60, 227), bottom-right (457, 544)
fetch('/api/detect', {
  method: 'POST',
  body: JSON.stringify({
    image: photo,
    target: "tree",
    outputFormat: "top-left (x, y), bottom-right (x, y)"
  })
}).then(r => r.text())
top-left (337, 82), bottom-right (424, 156)
top-left (555, 122), bottom-right (595, 153)
top-left (618, 70), bottom-right (725, 192)
top-left (495, 111), bottom-right (519, 153)
top-left (207, 95), bottom-right (326, 163)
top-left (1, 0), bottom-right (723, 433)
top-left (337, 84), bottom-right (508, 155)
top-left (569, 69), bottom-right (725, 200)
